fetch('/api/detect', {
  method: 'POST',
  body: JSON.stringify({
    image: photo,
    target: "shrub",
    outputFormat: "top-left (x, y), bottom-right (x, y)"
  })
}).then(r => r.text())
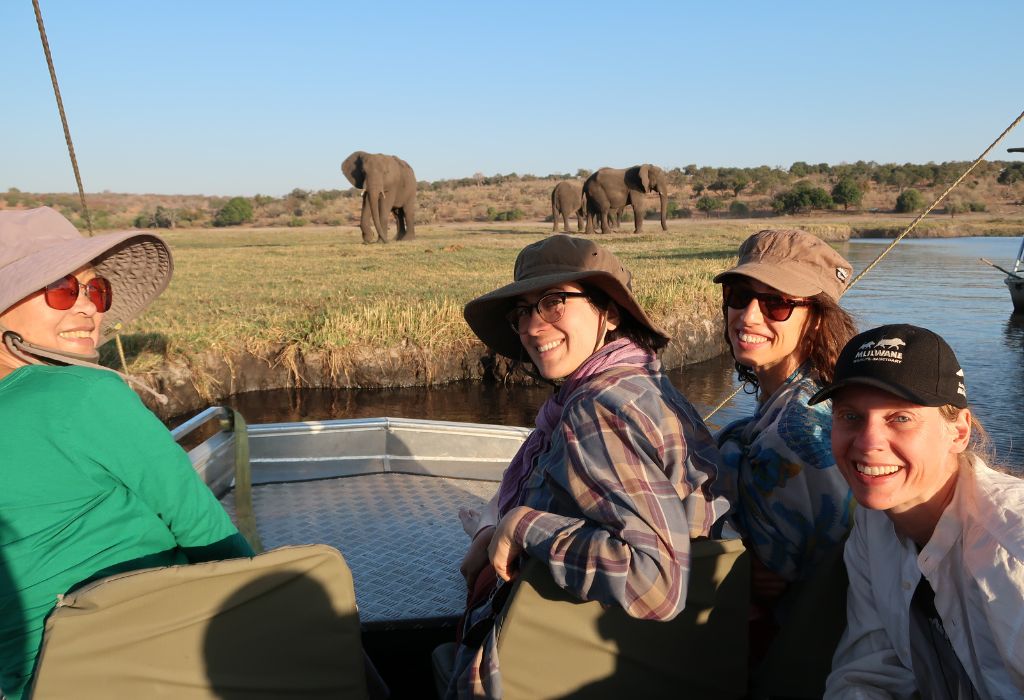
top-left (771, 182), bottom-right (834, 214)
top-left (287, 217), bottom-right (307, 227)
top-left (486, 207), bottom-right (524, 222)
top-left (946, 201), bottom-right (968, 217)
top-left (696, 196), bottom-right (724, 217)
top-left (894, 189), bottom-right (924, 213)
top-left (132, 206), bottom-right (174, 229)
top-left (729, 201), bottom-right (750, 218)
top-left (997, 162), bottom-right (1024, 185)
top-left (213, 197), bottom-right (254, 227)
top-left (968, 201), bottom-right (987, 212)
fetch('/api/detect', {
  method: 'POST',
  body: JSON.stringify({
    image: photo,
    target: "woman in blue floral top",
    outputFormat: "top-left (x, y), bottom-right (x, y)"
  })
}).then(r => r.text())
top-left (713, 229), bottom-right (858, 657)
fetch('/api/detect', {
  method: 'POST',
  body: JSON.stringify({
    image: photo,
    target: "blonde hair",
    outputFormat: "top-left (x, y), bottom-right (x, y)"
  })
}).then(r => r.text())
top-left (939, 404), bottom-right (1000, 470)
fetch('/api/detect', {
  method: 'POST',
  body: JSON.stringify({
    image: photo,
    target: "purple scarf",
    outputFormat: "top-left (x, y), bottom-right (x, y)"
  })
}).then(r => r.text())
top-left (496, 337), bottom-right (654, 515)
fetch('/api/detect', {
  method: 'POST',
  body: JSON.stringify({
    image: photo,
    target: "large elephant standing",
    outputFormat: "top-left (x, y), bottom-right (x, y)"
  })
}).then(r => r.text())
top-left (583, 164), bottom-right (669, 234)
top-left (341, 151), bottom-right (417, 243)
top-left (551, 181), bottom-right (586, 232)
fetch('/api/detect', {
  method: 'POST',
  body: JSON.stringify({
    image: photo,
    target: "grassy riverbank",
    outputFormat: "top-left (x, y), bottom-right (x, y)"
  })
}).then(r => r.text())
top-left (97, 216), bottom-right (1022, 417)
top-left (119, 222), bottom-right (738, 353)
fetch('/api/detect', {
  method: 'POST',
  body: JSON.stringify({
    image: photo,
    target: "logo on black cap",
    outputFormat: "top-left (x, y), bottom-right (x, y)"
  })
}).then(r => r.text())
top-left (854, 336), bottom-right (906, 364)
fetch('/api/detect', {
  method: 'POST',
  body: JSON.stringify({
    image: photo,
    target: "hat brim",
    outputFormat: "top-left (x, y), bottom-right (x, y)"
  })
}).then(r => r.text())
top-left (464, 269), bottom-right (669, 359)
top-left (713, 262), bottom-right (828, 299)
top-left (808, 376), bottom-right (963, 408)
top-left (0, 230), bottom-right (172, 346)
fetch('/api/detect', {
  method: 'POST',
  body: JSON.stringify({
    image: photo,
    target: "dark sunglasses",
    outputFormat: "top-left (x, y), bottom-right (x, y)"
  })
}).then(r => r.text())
top-left (506, 291), bottom-right (589, 333)
top-left (43, 274), bottom-right (113, 312)
top-left (722, 284), bottom-right (812, 322)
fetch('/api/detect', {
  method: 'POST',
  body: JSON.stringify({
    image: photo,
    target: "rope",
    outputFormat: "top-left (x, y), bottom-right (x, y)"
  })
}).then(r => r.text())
top-left (32, 0), bottom-right (93, 236)
top-left (703, 107), bottom-right (1024, 422)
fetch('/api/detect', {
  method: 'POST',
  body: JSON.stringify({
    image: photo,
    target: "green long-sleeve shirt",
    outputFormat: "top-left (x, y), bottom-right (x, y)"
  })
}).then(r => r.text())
top-left (0, 365), bottom-right (253, 699)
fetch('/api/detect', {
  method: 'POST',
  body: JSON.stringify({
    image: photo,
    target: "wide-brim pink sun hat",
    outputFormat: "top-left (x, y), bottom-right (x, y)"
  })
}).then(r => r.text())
top-left (0, 207), bottom-right (173, 345)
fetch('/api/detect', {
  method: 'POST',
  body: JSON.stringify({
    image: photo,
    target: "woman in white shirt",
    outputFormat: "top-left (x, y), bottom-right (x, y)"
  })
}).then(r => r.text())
top-left (811, 323), bottom-right (1024, 699)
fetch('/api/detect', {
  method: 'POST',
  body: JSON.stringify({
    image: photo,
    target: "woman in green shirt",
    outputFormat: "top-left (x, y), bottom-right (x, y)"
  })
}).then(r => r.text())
top-left (0, 207), bottom-right (253, 699)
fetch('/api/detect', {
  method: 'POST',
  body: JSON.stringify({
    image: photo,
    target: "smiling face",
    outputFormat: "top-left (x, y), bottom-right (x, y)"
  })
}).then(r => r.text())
top-left (725, 278), bottom-right (814, 395)
top-left (0, 266), bottom-right (106, 373)
top-left (830, 385), bottom-right (970, 541)
top-left (513, 282), bottom-right (618, 380)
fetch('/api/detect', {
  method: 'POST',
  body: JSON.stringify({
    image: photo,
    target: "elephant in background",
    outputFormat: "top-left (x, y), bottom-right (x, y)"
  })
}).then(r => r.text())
top-left (583, 164), bottom-right (669, 234)
top-left (551, 181), bottom-right (586, 232)
top-left (341, 151), bottom-right (417, 243)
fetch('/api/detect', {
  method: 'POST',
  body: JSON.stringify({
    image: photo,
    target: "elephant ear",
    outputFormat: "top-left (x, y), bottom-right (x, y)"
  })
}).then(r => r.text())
top-left (638, 164), bottom-right (651, 192)
top-left (341, 151), bottom-right (367, 189)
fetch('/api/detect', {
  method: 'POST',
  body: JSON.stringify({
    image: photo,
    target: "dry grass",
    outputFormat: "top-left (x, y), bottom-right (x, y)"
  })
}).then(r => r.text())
top-left (92, 214), bottom-right (1024, 378)
top-left (101, 222), bottom-right (757, 370)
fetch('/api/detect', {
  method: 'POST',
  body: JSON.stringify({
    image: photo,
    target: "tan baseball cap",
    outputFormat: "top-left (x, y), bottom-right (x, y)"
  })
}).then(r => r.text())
top-left (713, 229), bottom-right (853, 301)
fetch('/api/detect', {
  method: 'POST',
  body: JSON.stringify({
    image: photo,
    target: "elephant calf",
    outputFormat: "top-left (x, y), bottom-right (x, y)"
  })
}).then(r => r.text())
top-left (341, 151), bottom-right (417, 243)
top-left (584, 164), bottom-right (669, 234)
top-left (551, 181), bottom-right (586, 233)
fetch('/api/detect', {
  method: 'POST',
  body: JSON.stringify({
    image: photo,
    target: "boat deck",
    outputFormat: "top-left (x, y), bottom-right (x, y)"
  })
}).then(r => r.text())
top-left (178, 413), bottom-right (529, 633)
top-left (220, 474), bottom-right (497, 630)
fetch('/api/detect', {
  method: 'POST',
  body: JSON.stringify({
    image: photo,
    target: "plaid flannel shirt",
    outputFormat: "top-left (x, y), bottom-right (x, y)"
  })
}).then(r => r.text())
top-left (449, 360), bottom-right (730, 699)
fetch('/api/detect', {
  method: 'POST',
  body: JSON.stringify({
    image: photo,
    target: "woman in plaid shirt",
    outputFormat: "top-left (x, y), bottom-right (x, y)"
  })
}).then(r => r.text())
top-left (446, 235), bottom-right (730, 699)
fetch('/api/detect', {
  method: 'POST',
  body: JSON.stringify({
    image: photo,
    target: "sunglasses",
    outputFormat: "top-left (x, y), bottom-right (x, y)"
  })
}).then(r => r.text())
top-left (43, 274), bottom-right (113, 312)
top-left (506, 291), bottom-right (589, 333)
top-left (722, 284), bottom-right (812, 322)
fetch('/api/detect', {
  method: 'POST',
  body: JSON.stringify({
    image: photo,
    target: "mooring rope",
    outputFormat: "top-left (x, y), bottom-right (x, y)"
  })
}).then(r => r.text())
top-left (32, 0), bottom-right (93, 236)
top-left (704, 107), bottom-right (1024, 421)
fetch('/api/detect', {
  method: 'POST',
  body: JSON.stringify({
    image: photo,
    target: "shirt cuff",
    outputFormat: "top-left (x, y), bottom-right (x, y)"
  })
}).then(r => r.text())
top-left (515, 508), bottom-right (582, 556)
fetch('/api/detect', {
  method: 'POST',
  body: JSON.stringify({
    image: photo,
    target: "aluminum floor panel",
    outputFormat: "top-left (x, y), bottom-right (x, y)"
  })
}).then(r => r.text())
top-left (221, 474), bottom-right (497, 630)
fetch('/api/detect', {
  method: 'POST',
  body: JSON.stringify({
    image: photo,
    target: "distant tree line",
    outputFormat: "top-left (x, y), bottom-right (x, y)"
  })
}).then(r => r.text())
top-left (4, 157), bottom-right (1019, 228)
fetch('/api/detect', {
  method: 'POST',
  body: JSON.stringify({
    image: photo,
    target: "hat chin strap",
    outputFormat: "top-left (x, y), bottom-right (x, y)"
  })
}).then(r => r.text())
top-left (1, 327), bottom-right (168, 405)
top-left (2, 327), bottom-right (99, 366)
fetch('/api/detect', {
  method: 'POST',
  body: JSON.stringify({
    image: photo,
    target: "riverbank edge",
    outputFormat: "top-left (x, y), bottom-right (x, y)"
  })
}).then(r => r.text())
top-left (140, 313), bottom-right (728, 421)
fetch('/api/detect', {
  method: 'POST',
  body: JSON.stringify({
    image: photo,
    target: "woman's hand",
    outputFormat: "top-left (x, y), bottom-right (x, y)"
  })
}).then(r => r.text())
top-left (751, 555), bottom-right (789, 602)
top-left (460, 525), bottom-right (495, 590)
top-left (488, 506), bottom-right (534, 581)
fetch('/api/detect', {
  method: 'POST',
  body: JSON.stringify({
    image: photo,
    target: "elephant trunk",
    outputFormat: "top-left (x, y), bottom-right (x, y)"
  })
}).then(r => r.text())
top-left (369, 190), bottom-right (387, 242)
top-left (659, 191), bottom-right (668, 231)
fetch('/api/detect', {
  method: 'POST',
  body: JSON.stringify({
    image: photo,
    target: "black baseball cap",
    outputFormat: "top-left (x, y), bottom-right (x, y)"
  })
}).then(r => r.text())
top-left (809, 324), bottom-right (968, 408)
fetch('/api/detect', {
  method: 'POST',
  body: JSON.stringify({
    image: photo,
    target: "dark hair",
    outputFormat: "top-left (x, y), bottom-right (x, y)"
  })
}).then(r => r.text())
top-left (585, 285), bottom-right (667, 353)
top-left (723, 289), bottom-right (857, 392)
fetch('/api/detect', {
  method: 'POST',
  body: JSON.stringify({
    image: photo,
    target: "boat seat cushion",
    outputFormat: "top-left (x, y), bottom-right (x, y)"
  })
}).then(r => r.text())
top-left (480, 537), bottom-right (749, 700)
top-left (28, 544), bottom-right (369, 700)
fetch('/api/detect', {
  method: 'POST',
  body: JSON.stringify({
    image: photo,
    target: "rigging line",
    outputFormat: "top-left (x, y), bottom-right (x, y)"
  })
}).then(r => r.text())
top-left (703, 107), bottom-right (1024, 422)
top-left (31, 0), bottom-right (150, 392)
top-left (32, 0), bottom-right (93, 236)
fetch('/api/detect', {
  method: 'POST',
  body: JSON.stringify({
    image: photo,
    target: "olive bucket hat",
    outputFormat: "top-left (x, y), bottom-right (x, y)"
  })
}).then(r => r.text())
top-left (0, 207), bottom-right (173, 356)
top-left (464, 234), bottom-right (669, 359)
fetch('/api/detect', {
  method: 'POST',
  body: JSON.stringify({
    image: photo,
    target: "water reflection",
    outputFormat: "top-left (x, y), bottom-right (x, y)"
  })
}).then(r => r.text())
top-left (191, 351), bottom-right (755, 435)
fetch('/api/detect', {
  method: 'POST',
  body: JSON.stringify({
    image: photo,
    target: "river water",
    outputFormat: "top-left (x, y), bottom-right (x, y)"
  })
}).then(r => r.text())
top-left (203, 236), bottom-right (1023, 470)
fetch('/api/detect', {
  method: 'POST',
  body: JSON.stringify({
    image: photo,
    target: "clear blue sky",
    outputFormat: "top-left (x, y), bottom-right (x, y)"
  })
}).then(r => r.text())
top-left (3, 1), bottom-right (1022, 196)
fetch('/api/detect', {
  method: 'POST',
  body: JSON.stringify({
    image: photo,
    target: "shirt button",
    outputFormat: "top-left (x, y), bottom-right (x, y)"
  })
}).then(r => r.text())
top-left (902, 581), bottom-right (912, 590)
